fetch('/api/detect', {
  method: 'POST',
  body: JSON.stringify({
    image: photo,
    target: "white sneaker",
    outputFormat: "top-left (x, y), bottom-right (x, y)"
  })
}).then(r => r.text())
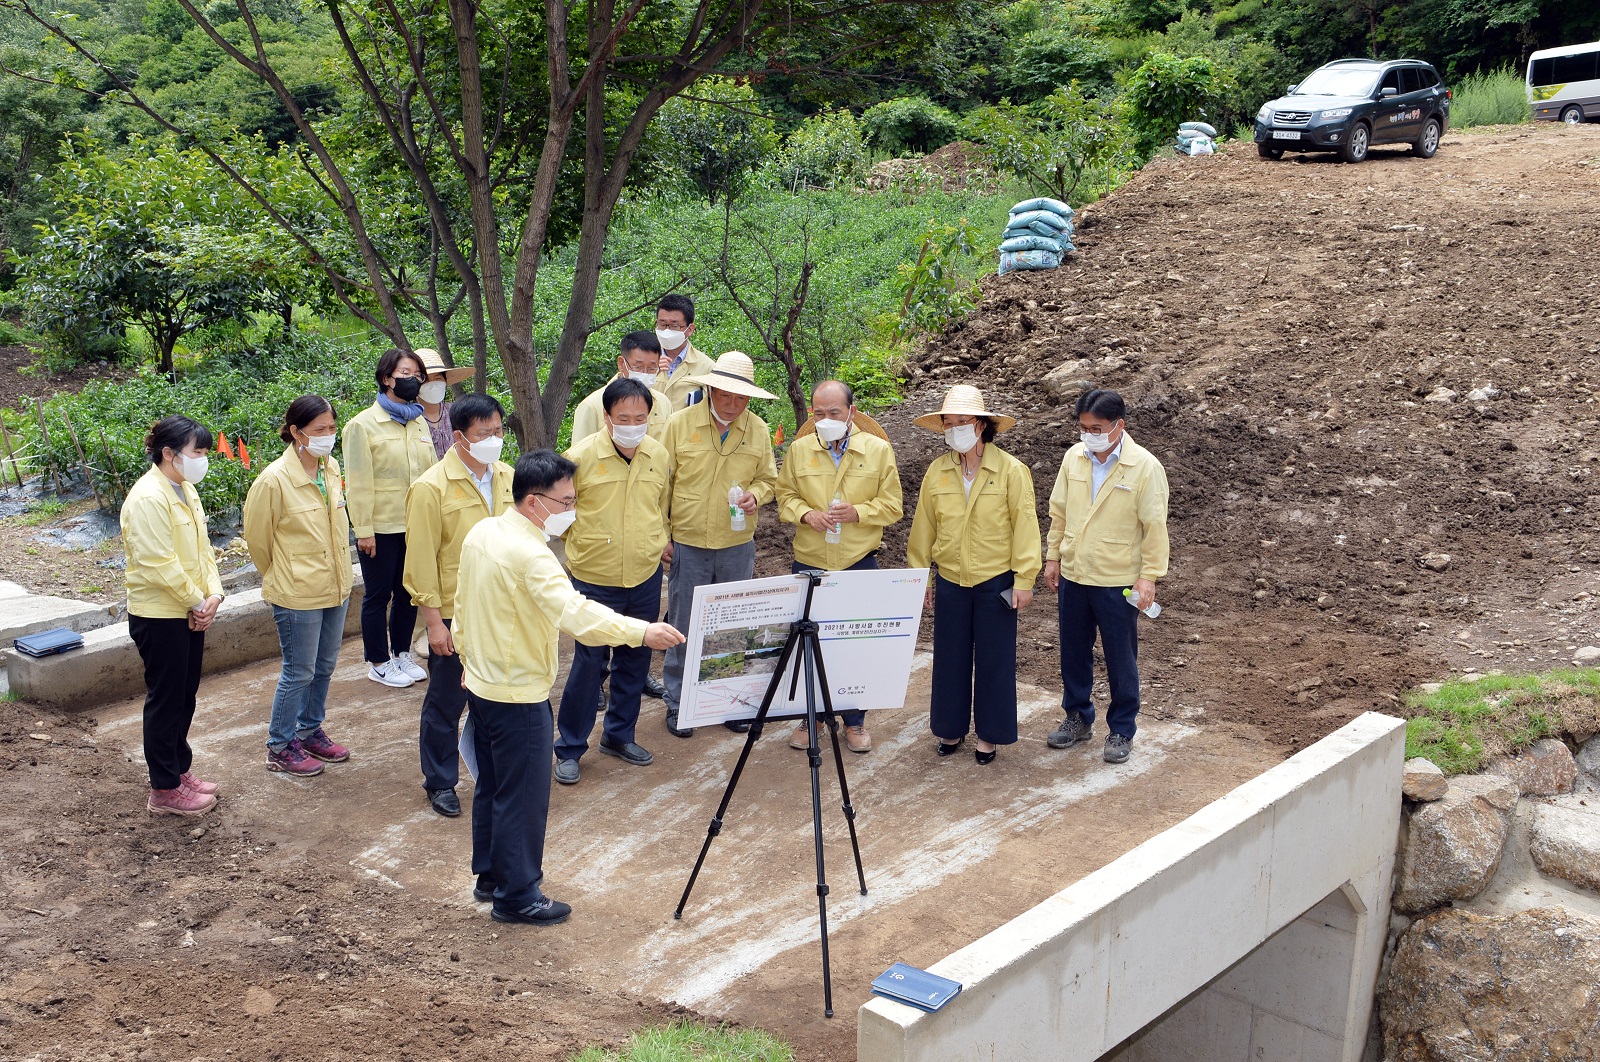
top-left (368, 659), bottom-right (414, 688)
top-left (394, 651), bottom-right (428, 683)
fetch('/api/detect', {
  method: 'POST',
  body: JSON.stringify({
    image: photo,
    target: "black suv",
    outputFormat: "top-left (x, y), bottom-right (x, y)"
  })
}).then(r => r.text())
top-left (1254, 59), bottom-right (1450, 163)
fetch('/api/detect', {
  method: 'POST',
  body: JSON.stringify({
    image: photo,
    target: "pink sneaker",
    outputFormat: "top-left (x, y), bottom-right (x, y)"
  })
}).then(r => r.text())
top-left (266, 739), bottom-right (324, 776)
top-left (300, 728), bottom-right (349, 763)
top-left (148, 786), bottom-right (216, 816)
top-left (180, 772), bottom-right (219, 796)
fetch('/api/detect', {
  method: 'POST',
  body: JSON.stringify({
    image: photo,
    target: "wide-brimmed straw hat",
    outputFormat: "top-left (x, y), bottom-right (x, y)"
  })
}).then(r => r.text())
top-left (684, 351), bottom-right (777, 401)
top-left (912, 384), bottom-right (1016, 434)
top-left (415, 348), bottom-right (474, 385)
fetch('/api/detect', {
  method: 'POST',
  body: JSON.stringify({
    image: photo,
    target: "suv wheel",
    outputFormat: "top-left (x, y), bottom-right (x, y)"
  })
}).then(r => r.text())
top-left (1412, 117), bottom-right (1441, 158)
top-left (1562, 105), bottom-right (1585, 125)
top-left (1339, 123), bottom-right (1370, 164)
top-left (1258, 142), bottom-right (1283, 160)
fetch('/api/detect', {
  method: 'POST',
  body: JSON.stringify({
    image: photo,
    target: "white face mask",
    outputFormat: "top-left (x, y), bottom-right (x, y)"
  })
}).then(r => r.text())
top-left (814, 417), bottom-right (848, 444)
top-left (655, 327), bottom-right (686, 351)
top-left (610, 421), bottom-right (649, 448)
top-left (944, 424), bottom-right (978, 454)
top-left (539, 501), bottom-right (577, 538)
top-left (418, 380), bottom-right (448, 404)
top-left (627, 370), bottom-right (659, 388)
top-left (303, 433), bottom-right (337, 458)
top-left (1080, 429), bottom-right (1116, 454)
top-left (463, 434), bottom-right (505, 465)
top-left (175, 452), bottom-right (209, 484)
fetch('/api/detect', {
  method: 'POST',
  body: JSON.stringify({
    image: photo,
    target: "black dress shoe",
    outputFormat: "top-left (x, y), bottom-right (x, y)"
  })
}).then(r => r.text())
top-left (935, 737), bottom-right (965, 757)
top-left (665, 709), bottom-right (695, 738)
top-left (427, 788), bottom-right (462, 817)
top-left (723, 719), bottom-right (752, 733)
top-left (472, 879), bottom-right (495, 903)
top-left (643, 674), bottom-right (667, 699)
top-left (599, 739), bottom-right (654, 766)
top-left (491, 896), bottom-right (571, 925)
top-left (975, 748), bottom-right (997, 765)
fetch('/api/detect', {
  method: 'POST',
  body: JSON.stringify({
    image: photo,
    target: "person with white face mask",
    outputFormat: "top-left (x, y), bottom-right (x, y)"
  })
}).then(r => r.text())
top-left (400, 392), bottom-right (516, 818)
top-left (416, 348), bottom-right (476, 459)
top-left (451, 449), bottom-right (685, 925)
top-left (568, 331), bottom-right (674, 445)
top-left (653, 294), bottom-right (714, 410)
top-left (907, 385), bottom-right (1041, 766)
top-left (775, 380), bottom-right (904, 754)
top-left (122, 415), bottom-right (224, 816)
top-left (551, 379), bottom-right (674, 785)
top-left (1043, 388), bottom-right (1169, 765)
top-left (244, 396), bottom-right (357, 778)
top-left (659, 351), bottom-right (779, 737)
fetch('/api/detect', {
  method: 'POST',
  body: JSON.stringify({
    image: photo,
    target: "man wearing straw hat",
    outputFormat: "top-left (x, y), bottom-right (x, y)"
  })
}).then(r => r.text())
top-left (775, 379), bottom-right (903, 754)
top-left (659, 351), bottom-right (779, 738)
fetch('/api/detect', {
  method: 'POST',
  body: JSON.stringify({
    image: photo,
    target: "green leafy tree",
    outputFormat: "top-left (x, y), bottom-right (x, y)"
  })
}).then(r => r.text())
top-left (652, 78), bottom-right (778, 205)
top-left (964, 84), bottom-right (1132, 203)
top-left (861, 96), bottom-right (962, 155)
top-left (12, 135), bottom-right (319, 372)
top-left (1122, 52), bottom-right (1233, 157)
top-left (772, 109), bottom-right (869, 191)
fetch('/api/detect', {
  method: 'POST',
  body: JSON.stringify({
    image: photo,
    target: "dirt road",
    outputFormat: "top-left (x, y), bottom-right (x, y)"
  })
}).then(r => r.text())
top-left (4, 123), bottom-right (1599, 1060)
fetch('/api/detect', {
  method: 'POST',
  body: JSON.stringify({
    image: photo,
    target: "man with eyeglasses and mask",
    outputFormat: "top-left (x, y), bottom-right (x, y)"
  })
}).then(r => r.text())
top-left (653, 294), bottom-right (714, 411)
top-left (570, 331), bottom-right (674, 445)
top-left (1042, 388), bottom-right (1170, 765)
top-left (659, 351), bottom-right (779, 738)
top-left (553, 378), bottom-right (673, 785)
top-left (775, 379), bottom-right (903, 754)
top-left (402, 392), bottom-right (514, 818)
top-left (453, 450), bottom-right (686, 925)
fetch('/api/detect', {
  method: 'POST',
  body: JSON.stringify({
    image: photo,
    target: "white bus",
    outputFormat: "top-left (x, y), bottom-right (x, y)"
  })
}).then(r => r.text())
top-left (1528, 42), bottom-right (1600, 124)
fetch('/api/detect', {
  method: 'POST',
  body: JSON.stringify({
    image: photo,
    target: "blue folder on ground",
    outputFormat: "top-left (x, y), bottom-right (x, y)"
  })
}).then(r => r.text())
top-left (871, 962), bottom-right (962, 1012)
top-left (13, 626), bottom-right (84, 658)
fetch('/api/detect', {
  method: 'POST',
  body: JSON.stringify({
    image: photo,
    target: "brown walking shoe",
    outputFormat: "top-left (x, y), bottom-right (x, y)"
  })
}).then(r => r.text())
top-left (788, 724), bottom-right (810, 750)
top-left (844, 725), bottom-right (873, 753)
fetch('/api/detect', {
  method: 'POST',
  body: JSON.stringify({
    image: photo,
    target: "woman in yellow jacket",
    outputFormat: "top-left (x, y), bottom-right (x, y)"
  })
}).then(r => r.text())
top-left (121, 415), bottom-right (223, 816)
top-left (243, 396), bottom-right (356, 777)
top-left (342, 348), bottom-right (437, 688)
top-left (906, 385), bottom-right (1042, 765)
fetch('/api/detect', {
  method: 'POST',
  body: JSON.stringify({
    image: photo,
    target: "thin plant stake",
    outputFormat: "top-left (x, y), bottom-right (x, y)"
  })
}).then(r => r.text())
top-left (0, 416), bottom-right (24, 490)
top-left (32, 397), bottom-right (61, 494)
top-left (60, 408), bottom-right (105, 510)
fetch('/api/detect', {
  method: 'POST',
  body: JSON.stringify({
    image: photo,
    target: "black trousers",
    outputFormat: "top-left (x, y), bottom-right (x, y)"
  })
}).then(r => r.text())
top-left (468, 693), bottom-right (553, 912)
top-left (791, 555), bottom-right (876, 728)
top-left (419, 618), bottom-right (466, 791)
top-left (357, 531), bottom-right (417, 664)
top-left (129, 615), bottom-right (206, 790)
top-left (929, 572), bottom-right (1019, 745)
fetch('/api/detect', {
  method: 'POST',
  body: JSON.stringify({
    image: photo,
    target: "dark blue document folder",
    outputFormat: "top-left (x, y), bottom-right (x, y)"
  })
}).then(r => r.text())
top-left (13, 626), bottom-right (84, 658)
top-left (870, 962), bottom-right (963, 1012)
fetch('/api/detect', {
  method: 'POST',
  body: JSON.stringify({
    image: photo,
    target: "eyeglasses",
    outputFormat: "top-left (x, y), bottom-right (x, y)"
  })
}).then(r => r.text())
top-left (460, 427), bottom-right (505, 441)
top-left (536, 493), bottom-right (577, 511)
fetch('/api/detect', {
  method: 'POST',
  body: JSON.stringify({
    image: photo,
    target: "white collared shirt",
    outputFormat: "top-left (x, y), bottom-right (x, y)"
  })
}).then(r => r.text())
top-left (1089, 438), bottom-right (1124, 500)
top-left (469, 464), bottom-right (494, 512)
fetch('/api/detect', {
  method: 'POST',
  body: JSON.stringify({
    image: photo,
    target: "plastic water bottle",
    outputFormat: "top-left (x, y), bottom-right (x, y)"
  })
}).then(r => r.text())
top-left (825, 491), bottom-right (843, 544)
top-left (729, 483), bottom-right (746, 531)
top-left (1123, 588), bottom-right (1161, 619)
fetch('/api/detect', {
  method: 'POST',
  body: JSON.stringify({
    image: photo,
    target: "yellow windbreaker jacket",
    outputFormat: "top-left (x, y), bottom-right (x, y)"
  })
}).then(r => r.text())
top-left (906, 444), bottom-right (1042, 592)
top-left (776, 429), bottom-right (904, 570)
top-left (242, 449), bottom-right (355, 611)
top-left (121, 465), bottom-right (223, 619)
top-left (663, 401), bottom-right (778, 550)
top-left (1045, 434), bottom-right (1170, 585)
top-left (341, 401), bottom-right (438, 537)
top-left (402, 448), bottom-right (514, 619)
top-left (562, 430), bottom-right (672, 589)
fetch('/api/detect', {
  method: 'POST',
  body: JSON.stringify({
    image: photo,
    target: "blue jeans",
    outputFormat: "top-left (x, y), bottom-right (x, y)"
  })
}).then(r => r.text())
top-left (1058, 579), bottom-right (1141, 739)
top-left (791, 557), bottom-right (874, 728)
top-left (557, 566), bottom-right (663, 761)
top-left (268, 601), bottom-right (349, 749)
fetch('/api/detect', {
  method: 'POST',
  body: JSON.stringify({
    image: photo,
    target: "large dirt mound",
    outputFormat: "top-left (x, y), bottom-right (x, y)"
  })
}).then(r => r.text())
top-left (878, 125), bottom-right (1600, 750)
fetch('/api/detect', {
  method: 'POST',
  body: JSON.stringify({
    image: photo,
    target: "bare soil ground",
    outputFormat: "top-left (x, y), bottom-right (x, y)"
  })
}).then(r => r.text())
top-left (3, 124), bottom-right (1600, 1060)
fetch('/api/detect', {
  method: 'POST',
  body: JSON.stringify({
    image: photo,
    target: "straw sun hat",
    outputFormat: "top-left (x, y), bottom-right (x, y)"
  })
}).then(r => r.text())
top-left (414, 348), bottom-right (475, 385)
top-left (684, 350), bottom-right (778, 401)
top-left (912, 384), bottom-right (1017, 434)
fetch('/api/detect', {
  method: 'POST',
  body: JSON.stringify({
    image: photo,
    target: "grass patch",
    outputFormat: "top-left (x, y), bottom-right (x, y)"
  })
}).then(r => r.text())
top-left (18, 498), bottom-right (67, 526)
top-left (570, 1021), bottom-right (792, 1062)
top-left (1451, 67), bottom-right (1530, 128)
top-left (1402, 668), bottom-right (1600, 774)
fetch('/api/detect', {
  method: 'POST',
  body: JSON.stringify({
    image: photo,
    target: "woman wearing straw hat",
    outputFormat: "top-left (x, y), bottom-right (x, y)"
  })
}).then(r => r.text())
top-left (659, 350), bottom-right (779, 738)
top-left (416, 348), bottom-right (476, 459)
top-left (906, 385), bottom-right (1042, 764)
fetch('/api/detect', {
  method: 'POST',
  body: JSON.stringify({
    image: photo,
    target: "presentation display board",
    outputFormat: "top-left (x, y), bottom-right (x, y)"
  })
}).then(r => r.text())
top-left (676, 568), bottom-right (929, 729)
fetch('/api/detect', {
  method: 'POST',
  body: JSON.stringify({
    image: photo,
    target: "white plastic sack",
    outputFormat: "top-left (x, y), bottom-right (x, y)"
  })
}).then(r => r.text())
top-left (998, 249), bottom-right (1062, 274)
top-left (999, 233), bottom-right (1064, 254)
top-left (1178, 121), bottom-right (1218, 138)
top-left (1009, 196), bottom-right (1075, 221)
top-left (1007, 209), bottom-right (1070, 232)
top-left (1177, 135), bottom-right (1215, 156)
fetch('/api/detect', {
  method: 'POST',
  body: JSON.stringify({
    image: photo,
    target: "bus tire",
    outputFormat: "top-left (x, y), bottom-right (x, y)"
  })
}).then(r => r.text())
top-left (1412, 118), bottom-right (1441, 158)
top-left (1562, 105), bottom-right (1585, 125)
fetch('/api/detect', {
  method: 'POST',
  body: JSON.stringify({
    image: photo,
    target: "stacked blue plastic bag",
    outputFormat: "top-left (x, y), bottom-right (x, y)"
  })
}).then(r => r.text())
top-left (998, 196), bottom-right (1074, 275)
top-left (1174, 121), bottom-right (1218, 156)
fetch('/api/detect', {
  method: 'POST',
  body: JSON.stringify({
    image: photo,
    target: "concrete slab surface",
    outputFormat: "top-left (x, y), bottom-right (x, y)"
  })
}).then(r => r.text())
top-left (89, 640), bottom-right (1285, 1047)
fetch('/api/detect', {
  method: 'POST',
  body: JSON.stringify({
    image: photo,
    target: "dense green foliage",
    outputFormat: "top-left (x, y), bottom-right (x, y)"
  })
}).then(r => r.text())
top-left (1451, 67), bottom-right (1534, 128)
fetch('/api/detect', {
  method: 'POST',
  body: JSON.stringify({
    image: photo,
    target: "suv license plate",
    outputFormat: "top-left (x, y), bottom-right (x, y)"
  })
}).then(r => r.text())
top-left (1272, 130), bottom-right (1301, 140)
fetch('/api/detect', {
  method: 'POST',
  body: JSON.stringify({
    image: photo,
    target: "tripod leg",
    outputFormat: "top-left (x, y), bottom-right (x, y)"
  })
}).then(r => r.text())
top-left (675, 631), bottom-right (800, 920)
top-left (811, 632), bottom-right (868, 896)
top-left (801, 631), bottom-right (835, 1018)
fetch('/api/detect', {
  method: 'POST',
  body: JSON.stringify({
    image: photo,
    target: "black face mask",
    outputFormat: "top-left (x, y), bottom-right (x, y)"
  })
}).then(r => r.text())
top-left (391, 376), bottom-right (422, 402)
